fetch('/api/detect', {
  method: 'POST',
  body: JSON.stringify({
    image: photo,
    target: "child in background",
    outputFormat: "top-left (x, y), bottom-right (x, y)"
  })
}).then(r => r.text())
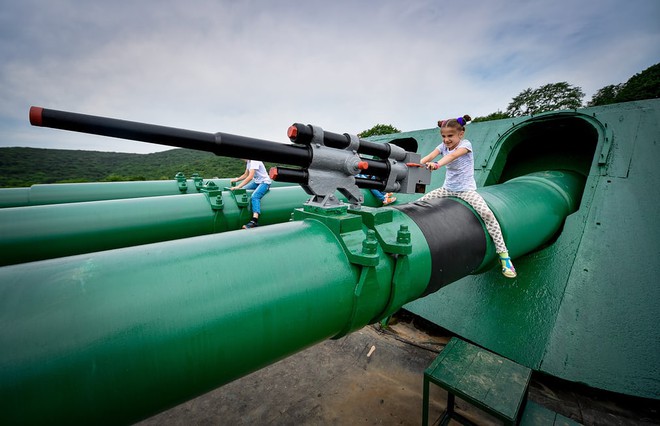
top-left (357, 173), bottom-right (397, 206)
top-left (372, 189), bottom-right (397, 206)
top-left (419, 115), bottom-right (517, 278)
top-left (230, 159), bottom-right (272, 229)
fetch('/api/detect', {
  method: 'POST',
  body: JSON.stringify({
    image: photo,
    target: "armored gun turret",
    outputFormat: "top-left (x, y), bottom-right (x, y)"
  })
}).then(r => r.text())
top-left (0, 100), bottom-right (658, 424)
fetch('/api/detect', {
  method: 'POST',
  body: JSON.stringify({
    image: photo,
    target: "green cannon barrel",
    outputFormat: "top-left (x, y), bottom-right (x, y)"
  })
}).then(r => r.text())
top-left (396, 171), bottom-right (585, 292)
top-left (0, 178), bottom-right (296, 209)
top-left (0, 186), bottom-right (310, 266)
top-left (0, 171), bottom-right (583, 425)
top-left (479, 171), bottom-right (584, 259)
top-left (0, 215), bottom-right (431, 425)
top-left (0, 177), bottom-right (295, 208)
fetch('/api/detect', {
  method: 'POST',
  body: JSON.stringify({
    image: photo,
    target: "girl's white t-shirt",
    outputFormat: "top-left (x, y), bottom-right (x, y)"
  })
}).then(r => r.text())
top-left (247, 160), bottom-right (272, 184)
top-left (436, 139), bottom-right (476, 191)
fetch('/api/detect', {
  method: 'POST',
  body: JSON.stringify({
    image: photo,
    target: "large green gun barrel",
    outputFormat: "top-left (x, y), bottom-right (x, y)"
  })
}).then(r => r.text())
top-left (0, 176), bottom-right (208, 208)
top-left (0, 175), bottom-right (294, 208)
top-left (0, 185), bottom-right (310, 266)
top-left (0, 170), bottom-right (583, 425)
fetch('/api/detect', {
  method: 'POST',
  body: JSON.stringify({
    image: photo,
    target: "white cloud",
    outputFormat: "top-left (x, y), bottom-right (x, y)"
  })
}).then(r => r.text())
top-left (1, 0), bottom-right (658, 153)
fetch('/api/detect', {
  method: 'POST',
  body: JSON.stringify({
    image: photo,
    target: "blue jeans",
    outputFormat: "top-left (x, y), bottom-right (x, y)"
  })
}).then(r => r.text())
top-left (358, 174), bottom-right (386, 202)
top-left (370, 189), bottom-right (386, 202)
top-left (244, 182), bottom-right (270, 215)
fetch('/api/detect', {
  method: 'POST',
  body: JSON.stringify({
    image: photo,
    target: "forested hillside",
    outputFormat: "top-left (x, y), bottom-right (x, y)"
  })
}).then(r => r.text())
top-left (0, 147), bottom-right (265, 188)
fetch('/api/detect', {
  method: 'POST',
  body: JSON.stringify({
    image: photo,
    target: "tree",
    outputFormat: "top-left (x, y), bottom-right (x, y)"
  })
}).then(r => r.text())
top-left (358, 124), bottom-right (401, 138)
top-left (472, 111), bottom-right (511, 123)
top-left (613, 62), bottom-right (660, 103)
top-left (589, 63), bottom-right (660, 106)
top-left (506, 82), bottom-right (585, 116)
top-left (588, 84), bottom-right (623, 106)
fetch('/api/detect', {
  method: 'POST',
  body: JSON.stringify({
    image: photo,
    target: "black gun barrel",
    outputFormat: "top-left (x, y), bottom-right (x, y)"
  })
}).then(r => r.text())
top-left (354, 176), bottom-right (386, 190)
top-left (288, 123), bottom-right (393, 159)
top-left (29, 107), bottom-right (395, 180)
top-left (270, 167), bottom-right (387, 191)
top-left (30, 107), bottom-right (312, 167)
top-left (269, 167), bottom-right (308, 184)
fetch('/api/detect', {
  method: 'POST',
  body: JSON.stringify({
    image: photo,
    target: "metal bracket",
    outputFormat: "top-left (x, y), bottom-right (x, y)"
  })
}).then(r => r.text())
top-left (302, 126), bottom-right (365, 209)
top-left (191, 173), bottom-right (204, 191)
top-left (224, 187), bottom-right (250, 208)
top-left (175, 172), bottom-right (188, 193)
top-left (200, 181), bottom-right (224, 210)
top-left (293, 203), bottom-right (416, 339)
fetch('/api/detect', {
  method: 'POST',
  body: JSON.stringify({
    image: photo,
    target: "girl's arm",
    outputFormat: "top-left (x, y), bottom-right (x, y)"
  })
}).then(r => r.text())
top-left (231, 169), bottom-right (255, 190)
top-left (230, 170), bottom-right (249, 183)
top-left (420, 148), bottom-right (441, 164)
top-left (428, 148), bottom-right (469, 170)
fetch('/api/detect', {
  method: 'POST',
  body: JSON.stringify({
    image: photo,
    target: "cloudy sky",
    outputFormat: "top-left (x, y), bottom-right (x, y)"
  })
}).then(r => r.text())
top-left (1, 0), bottom-right (658, 153)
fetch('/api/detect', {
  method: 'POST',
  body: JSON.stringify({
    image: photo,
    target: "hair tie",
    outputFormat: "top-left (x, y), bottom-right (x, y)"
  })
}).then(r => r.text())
top-left (456, 117), bottom-right (465, 126)
top-left (437, 119), bottom-right (446, 128)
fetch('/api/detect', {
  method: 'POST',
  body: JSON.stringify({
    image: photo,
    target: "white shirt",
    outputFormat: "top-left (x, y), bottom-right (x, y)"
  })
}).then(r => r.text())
top-left (247, 160), bottom-right (272, 185)
top-left (436, 139), bottom-right (476, 191)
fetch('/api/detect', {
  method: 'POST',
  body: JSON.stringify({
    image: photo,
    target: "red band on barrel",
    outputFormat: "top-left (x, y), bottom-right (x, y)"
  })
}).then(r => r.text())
top-left (29, 106), bottom-right (43, 126)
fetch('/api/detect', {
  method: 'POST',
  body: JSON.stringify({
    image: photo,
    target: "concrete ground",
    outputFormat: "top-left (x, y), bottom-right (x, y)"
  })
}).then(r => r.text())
top-left (137, 311), bottom-right (659, 426)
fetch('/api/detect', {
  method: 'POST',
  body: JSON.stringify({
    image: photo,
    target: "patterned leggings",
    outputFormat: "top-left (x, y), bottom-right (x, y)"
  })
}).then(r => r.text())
top-left (420, 187), bottom-right (509, 253)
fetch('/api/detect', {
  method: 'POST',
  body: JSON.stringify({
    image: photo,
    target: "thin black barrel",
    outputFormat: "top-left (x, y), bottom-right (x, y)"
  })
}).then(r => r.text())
top-left (271, 167), bottom-right (387, 190)
top-left (288, 123), bottom-right (392, 159)
top-left (30, 107), bottom-right (311, 167)
top-left (30, 107), bottom-right (394, 179)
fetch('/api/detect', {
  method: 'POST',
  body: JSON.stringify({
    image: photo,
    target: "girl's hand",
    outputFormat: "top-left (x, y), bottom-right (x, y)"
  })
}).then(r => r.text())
top-left (426, 162), bottom-right (439, 171)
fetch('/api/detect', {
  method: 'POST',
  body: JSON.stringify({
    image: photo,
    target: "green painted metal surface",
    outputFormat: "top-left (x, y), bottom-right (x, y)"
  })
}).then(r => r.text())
top-left (0, 209), bottom-right (432, 425)
top-left (0, 175), bottom-right (210, 208)
top-left (0, 170), bottom-right (581, 424)
top-left (0, 176), bottom-right (293, 208)
top-left (520, 401), bottom-right (582, 425)
top-left (405, 99), bottom-right (660, 399)
top-left (0, 185), bottom-right (310, 266)
top-left (423, 337), bottom-right (531, 425)
top-left (0, 99), bottom-right (657, 425)
top-left (475, 171), bottom-right (585, 269)
top-left (541, 103), bottom-right (660, 395)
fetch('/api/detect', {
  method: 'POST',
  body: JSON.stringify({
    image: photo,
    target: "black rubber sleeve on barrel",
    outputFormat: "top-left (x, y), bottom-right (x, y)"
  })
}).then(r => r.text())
top-left (394, 198), bottom-right (487, 295)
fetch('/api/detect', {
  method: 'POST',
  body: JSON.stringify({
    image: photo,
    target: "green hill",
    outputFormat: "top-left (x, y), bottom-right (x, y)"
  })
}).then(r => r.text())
top-left (0, 147), bottom-right (273, 188)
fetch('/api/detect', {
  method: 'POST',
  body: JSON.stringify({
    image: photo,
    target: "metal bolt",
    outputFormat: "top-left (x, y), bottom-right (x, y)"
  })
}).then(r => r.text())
top-left (362, 230), bottom-right (378, 255)
top-left (396, 225), bottom-right (411, 244)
